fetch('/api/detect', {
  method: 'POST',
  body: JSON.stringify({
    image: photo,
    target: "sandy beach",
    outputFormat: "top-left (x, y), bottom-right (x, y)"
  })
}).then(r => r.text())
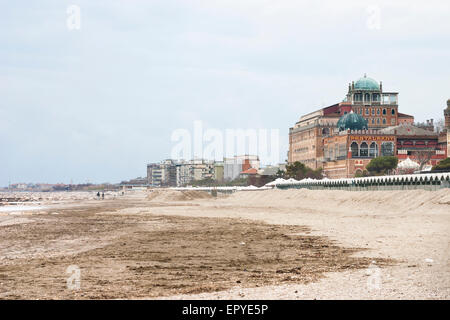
top-left (0, 188), bottom-right (449, 299)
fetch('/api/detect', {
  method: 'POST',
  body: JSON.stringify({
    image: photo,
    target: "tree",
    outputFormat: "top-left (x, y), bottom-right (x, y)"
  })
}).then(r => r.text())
top-left (354, 170), bottom-right (367, 178)
top-left (190, 177), bottom-right (217, 187)
top-left (275, 169), bottom-right (285, 178)
top-left (432, 157), bottom-right (450, 171)
top-left (365, 156), bottom-right (398, 175)
top-left (284, 161), bottom-right (323, 180)
top-left (248, 175), bottom-right (276, 187)
top-left (411, 150), bottom-right (435, 171)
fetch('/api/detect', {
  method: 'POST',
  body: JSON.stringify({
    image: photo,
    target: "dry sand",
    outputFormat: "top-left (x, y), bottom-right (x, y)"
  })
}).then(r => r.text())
top-left (0, 188), bottom-right (449, 299)
top-left (138, 189), bottom-right (450, 299)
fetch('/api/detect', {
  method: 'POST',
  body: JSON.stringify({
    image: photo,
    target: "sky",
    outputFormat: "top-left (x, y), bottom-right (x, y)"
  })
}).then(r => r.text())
top-left (1, 0), bottom-right (449, 186)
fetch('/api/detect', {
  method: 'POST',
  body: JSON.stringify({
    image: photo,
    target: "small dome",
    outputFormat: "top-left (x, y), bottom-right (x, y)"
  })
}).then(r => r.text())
top-left (337, 111), bottom-right (368, 131)
top-left (354, 74), bottom-right (380, 91)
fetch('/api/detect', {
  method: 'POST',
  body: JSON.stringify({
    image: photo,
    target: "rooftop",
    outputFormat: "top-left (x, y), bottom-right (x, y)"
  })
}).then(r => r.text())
top-left (354, 74), bottom-right (380, 91)
top-left (378, 124), bottom-right (438, 136)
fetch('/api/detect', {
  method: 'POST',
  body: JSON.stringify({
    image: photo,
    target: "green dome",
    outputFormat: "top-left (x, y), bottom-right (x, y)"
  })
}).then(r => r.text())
top-left (337, 111), bottom-right (368, 131)
top-left (354, 75), bottom-right (380, 91)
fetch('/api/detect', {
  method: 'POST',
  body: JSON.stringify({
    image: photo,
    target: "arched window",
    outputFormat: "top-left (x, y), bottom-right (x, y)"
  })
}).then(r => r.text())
top-left (355, 169), bottom-right (363, 177)
top-left (377, 109), bottom-right (380, 115)
top-left (351, 142), bottom-right (359, 158)
top-left (377, 118), bottom-right (380, 124)
top-left (364, 93), bottom-right (370, 102)
top-left (391, 109), bottom-right (396, 115)
top-left (369, 142), bottom-right (378, 157)
top-left (322, 128), bottom-right (329, 136)
top-left (372, 93), bottom-right (380, 102)
top-left (383, 108), bottom-right (387, 115)
top-left (360, 142), bottom-right (369, 157)
top-left (382, 118), bottom-right (386, 124)
top-left (381, 142), bottom-right (394, 156)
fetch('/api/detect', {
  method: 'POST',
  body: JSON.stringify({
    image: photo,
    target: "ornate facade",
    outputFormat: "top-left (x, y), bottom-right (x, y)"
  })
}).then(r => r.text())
top-left (288, 76), bottom-right (448, 178)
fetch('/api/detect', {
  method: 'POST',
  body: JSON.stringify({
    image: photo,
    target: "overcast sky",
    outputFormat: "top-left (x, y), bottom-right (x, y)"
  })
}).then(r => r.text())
top-left (1, 0), bottom-right (449, 186)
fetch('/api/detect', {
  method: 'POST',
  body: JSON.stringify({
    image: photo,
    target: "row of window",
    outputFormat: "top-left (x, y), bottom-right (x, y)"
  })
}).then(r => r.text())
top-left (350, 141), bottom-right (394, 158)
top-left (324, 143), bottom-right (347, 160)
top-left (354, 107), bottom-right (396, 116)
top-left (294, 147), bottom-right (309, 153)
top-left (365, 117), bottom-right (395, 125)
top-left (293, 130), bottom-right (314, 141)
top-left (354, 93), bottom-right (380, 102)
top-left (353, 94), bottom-right (397, 104)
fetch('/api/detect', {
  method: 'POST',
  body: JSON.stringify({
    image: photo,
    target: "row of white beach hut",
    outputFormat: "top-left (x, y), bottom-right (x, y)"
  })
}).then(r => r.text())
top-left (168, 172), bottom-right (450, 193)
top-left (271, 172), bottom-right (450, 191)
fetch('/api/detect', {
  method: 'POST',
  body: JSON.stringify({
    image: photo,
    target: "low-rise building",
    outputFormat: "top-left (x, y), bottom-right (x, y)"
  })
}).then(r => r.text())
top-left (148, 156), bottom-right (266, 186)
top-left (214, 162), bottom-right (224, 182)
top-left (224, 155), bottom-right (260, 181)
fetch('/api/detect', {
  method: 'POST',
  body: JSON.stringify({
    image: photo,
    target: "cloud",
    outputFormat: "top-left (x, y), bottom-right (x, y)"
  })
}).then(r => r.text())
top-left (0, 0), bottom-right (449, 185)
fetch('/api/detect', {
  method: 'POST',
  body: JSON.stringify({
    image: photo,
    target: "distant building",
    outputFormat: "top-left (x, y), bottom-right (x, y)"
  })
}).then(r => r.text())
top-left (224, 155), bottom-right (260, 181)
top-left (415, 119), bottom-right (435, 132)
top-left (322, 119), bottom-right (445, 178)
top-left (120, 177), bottom-right (147, 187)
top-left (239, 167), bottom-right (258, 179)
top-left (161, 159), bottom-right (177, 186)
top-left (258, 164), bottom-right (286, 177)
top-left (289, 75), bottom-right (415, 169)
top-left (214, 162), bottom-right (224, 182)
top-left (444, 99), bottom-right (450, 157)
top-left (398, 113), bottom-right (414, 125)
top-left (9, 183), bottom-right (27, 190)
top-left (176, 162), bottom-right (191, 186)
top-left (146, 160), bottom-right (174, 187)
top-left (148, 159), bottom-right (217, 187)
top-left (147, 156), bottom-right (270, 186)
top-left (289, 76), bottom-right (447, 178)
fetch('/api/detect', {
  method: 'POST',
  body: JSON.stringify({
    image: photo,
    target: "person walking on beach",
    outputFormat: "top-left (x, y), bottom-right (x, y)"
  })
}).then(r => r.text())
top-left (96, 192), bottom-right (100, 199)
top-left (102, 192), bottom-right (105, 200)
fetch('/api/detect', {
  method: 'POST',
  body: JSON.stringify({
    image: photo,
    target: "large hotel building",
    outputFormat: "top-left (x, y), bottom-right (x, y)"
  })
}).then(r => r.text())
top-left (288, 75), bottom-right (449, 178)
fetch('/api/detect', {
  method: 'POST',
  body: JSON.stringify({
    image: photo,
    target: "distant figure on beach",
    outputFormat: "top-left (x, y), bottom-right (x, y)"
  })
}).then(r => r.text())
top-left (102, 192), bottom-right (105, 200)
top-left (96, 192), bottom-right (100, 199)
